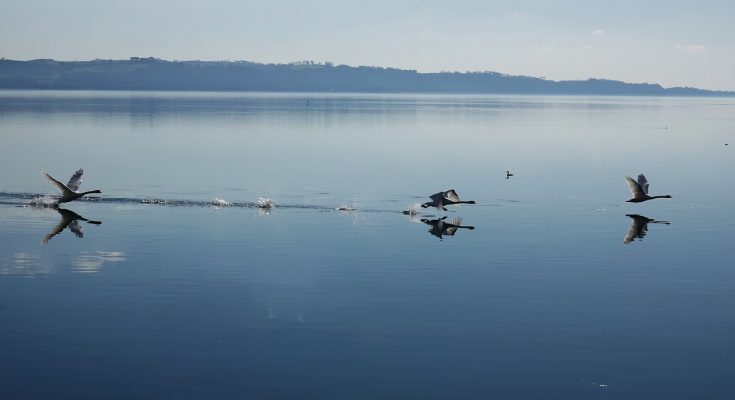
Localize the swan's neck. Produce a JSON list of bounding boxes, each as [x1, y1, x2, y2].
[[651, 195, 672, 199], [79, 190, 101, 196]]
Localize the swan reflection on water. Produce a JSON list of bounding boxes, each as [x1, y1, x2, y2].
[[623, 214, 670, 244], [420, 216, 475, 240], [43, 207, 102, 244]]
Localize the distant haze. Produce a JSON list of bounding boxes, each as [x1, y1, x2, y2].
[[1, 0, 733, 91]]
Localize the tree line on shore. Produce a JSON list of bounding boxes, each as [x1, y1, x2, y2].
[[0, 57, 731, 96]]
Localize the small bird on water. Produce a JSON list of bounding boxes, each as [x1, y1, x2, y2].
[[421, 189, 476, 211], [43, 169, 101, 206], [624, 174, 672, 203]]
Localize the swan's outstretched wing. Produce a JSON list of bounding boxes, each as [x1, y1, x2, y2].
[[443, 189, 460, 202], [66, 169, 84, 192], [623, 218, 643, 244], [42, 217, 71, 244], [636, 222, 649, 240], [637, 174, 649, 195], [421, 217, 446, 239], [43, 171, 73, 196], [432, 220, 447, 238], [69, 221, 84, 238], [428, 192, 445, 207], [443, 217, 463, 236], [624, 176, 645, 200], [623, 214, 649, 244]]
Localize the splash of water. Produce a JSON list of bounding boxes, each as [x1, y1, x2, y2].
[[402, 203, 422, 223], [337, 205, 356, 212], [258, 197, 274, 209], [1, 191, 398, 213], [27, 196, 58, 208], [212, 197, 231, 207]]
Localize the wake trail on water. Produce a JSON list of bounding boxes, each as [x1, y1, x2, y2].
[[0, 191, 404, 214]]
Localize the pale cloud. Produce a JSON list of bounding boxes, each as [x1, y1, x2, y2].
[[532, 46, 554, 54], [506, 10, 529, 19], [581, 44, 594, 49], [503, 10, 538, 23], [592, 29, 606, 36], [674, 44, 707, 52]]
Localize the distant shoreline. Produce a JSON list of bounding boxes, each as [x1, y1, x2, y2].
[[2, 88, 733, 99], [1, 58, 733, 97]]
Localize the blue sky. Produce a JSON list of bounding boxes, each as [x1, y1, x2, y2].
[[1, 0, 733, 90]]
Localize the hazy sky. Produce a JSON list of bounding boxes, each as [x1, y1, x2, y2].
[[1, 0, 733, 90]]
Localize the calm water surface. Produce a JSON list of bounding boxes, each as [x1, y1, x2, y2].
[[1, 91, 734, 399]]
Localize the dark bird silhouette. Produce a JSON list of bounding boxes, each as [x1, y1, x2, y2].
[[506, 170, 514, 179], [43, 169, 101, 205], [42, 207, 102, 244], [420, 216, 475, 239], [624, 174, 671, 202], [623, 214, 670, 244], [421, 189, 476, 211]]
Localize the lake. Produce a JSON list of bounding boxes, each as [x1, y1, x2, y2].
[[1, 91, 734, 399]]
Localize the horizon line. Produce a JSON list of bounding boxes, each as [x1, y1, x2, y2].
[[2, 56, 734, 94]]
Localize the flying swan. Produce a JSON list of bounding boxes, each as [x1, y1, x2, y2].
[[421, 189, 476, 211], [624, 174, 671, 203], [43, 169, 101, 205]]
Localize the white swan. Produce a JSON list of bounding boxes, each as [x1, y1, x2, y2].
[[43, 169, 101, 205], [624, 174, 671, 203], [421, 189, 476, 211]]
